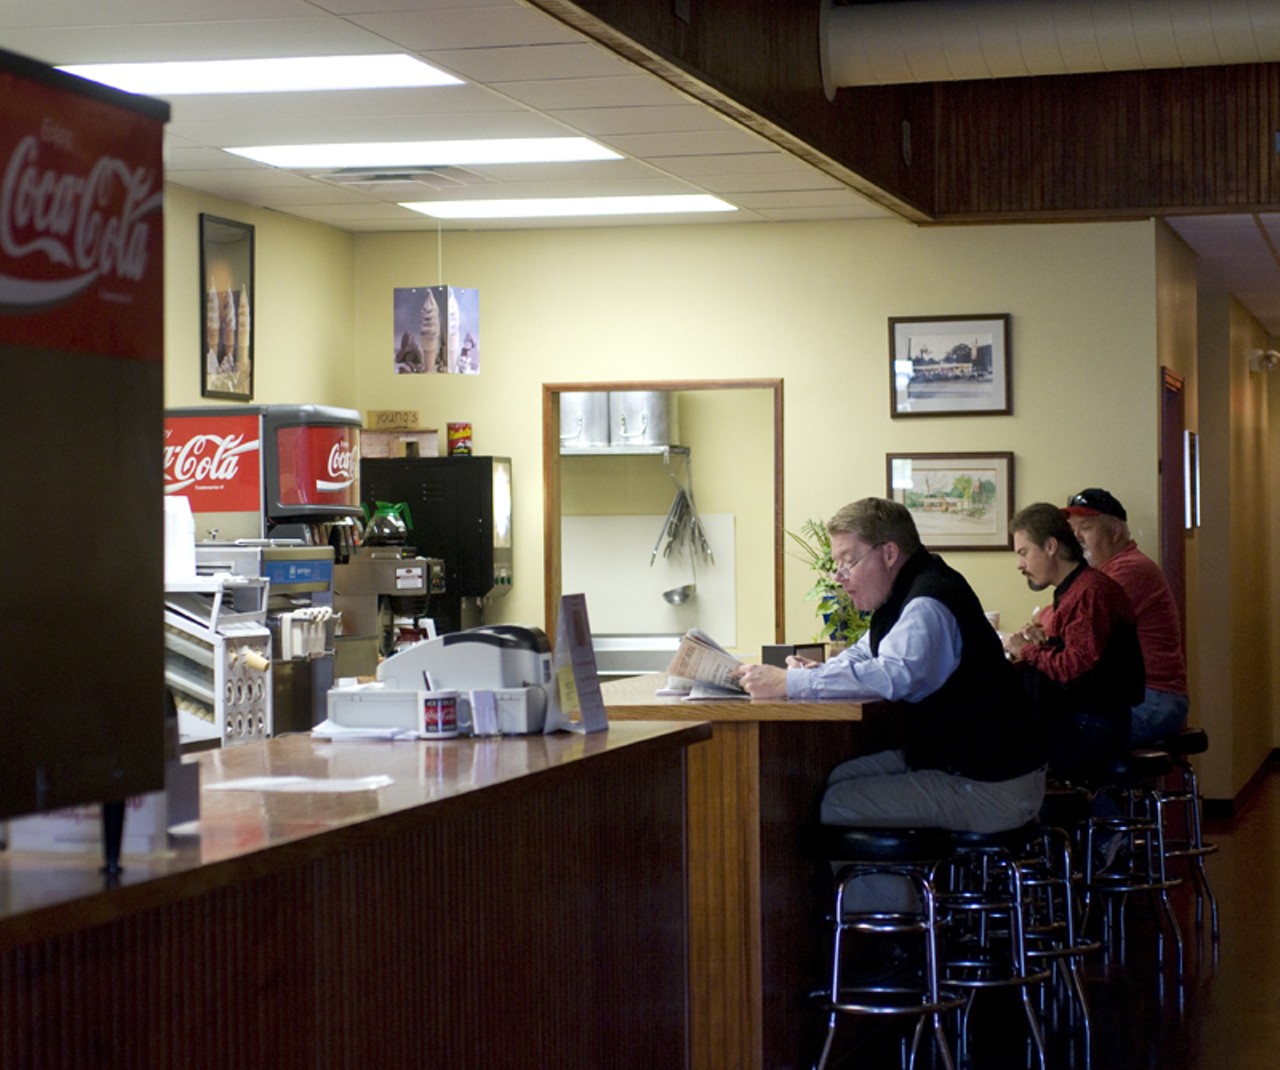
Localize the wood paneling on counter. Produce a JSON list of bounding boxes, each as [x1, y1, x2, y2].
[[0, 724, 708, 1070], [604, 675, 903, 1070]]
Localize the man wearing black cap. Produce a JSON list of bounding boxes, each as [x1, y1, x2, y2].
[[1064, 487, 1189, 745]]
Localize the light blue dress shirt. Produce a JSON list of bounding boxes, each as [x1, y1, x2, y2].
[[785, 597, 962, 703]]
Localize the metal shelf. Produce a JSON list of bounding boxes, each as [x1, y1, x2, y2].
[[560, 444, 689, 458]]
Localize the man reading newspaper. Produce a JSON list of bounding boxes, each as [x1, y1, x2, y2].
[[734, 498, 1045, 914]]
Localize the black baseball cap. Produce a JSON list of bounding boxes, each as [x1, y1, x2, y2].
[[1064, 487, 1127, 521]]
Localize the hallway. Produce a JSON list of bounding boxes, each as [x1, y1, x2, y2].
[[825, 760, 1280, 1069]]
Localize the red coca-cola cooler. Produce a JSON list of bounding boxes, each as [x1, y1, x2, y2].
[[0, 49, 169, 829], [164, 405, 363, 542]]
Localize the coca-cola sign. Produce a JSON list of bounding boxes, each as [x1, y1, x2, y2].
[[0, 69, 164, 360], [274, 425, 360, 508], [163, 415, 262, 513]]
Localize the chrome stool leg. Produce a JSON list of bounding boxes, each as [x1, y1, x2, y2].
[[938, 824, 1052, 1070], [811, 826, 966, 1070]]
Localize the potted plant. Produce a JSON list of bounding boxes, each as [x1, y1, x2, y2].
[[786, 518, 871, 646]]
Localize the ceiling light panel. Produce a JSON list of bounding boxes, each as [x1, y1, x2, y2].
[[401, 195, 737, 219], [227, 138, 622, 168], [58, 54, 461, 94]]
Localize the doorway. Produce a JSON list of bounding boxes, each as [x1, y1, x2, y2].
[[541, 379, 785, 647]]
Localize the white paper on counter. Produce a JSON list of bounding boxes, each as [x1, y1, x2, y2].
[[205, 775, 394, 793]]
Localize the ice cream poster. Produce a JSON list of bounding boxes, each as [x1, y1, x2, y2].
[[200, 214, 254, 400], [393, 286, 480, 374]]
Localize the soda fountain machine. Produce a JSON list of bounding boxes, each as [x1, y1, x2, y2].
[[162, 404, 432, 729]]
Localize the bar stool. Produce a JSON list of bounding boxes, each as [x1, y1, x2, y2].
[[1150, 727, 1220, 939], [935, 822, 1052, 1070], [811, 825, 966, 1070], [1030, 787, 1100, 1066], [1084, 748, 1184, 980]]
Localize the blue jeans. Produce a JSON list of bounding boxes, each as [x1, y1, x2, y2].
[[1130, 687, 1189, 746]]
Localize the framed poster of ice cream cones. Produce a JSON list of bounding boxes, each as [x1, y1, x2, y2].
[[200, 214, 254, 400]]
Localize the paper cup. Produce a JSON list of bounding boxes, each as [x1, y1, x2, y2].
[[421, 690, 459, 738]]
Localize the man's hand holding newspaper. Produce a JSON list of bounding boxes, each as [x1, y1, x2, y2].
[[664, 629, 748, 697]]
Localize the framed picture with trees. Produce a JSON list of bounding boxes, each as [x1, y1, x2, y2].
[[886, 451, 1015, 551]]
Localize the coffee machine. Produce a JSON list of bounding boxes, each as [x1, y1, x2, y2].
[[360, 456, 512, 634]]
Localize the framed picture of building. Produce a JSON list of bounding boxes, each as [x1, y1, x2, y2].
[[200, 214, 255, 400], [889, 313, 1011, 417], [886, 451, 1015, 551]]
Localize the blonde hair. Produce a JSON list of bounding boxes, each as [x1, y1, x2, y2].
[[827, 498, 921, 554]]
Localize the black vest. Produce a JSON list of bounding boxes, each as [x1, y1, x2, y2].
[[869, 549, 1044, 781]]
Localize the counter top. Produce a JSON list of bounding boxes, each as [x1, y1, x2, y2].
[[602, 671, 868, 722], [0, 720, 710, 951]]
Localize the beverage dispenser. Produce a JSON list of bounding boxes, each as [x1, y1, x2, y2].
[[163, 404, 364, 544], [163, 405, 427, 715]]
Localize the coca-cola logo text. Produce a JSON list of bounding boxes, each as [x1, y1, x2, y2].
[[328, 442, 355, 480], [164, 434, 260, 493], [0, 128, 161, 306]]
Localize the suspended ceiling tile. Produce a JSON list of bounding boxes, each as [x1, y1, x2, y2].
[[652, 152, 821, 178], [350, 6, 581, 50], [544, 104, 731, 136], [606, 130, 776, 158], [500, 75, 691, 110], [427, 42, 639, 83], [693, 171, 850, 194]]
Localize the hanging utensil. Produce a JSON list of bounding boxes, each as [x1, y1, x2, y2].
[[650, 489, 684, 565], [663, 525, 697, 604]]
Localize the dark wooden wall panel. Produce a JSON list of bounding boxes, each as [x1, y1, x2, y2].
[[933, 64, 1280, 218], [534, 1, 1280, 224]]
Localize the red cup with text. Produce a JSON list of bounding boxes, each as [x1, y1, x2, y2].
[[421, 690, 459, 738]]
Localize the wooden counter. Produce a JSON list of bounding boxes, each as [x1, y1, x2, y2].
[[603, 674, 899, 1070], [0, 720, 710, 1070]]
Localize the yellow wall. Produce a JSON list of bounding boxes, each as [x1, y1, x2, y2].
[[161, 183, 1277, 802], [350, 217, 1159, 639], [163, 184, 357, 409], [1195, 292, 1275, 799]]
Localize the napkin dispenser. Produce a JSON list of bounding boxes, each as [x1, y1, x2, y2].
[[376, 624, 558, 734]]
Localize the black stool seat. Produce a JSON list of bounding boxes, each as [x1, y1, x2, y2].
[[1151, 726, 1209, 757], [949, 820, 1042, 854], [1040, 787, 1092, 828], [815, 824, 952, 863], [1102, 749, 1173, 781]]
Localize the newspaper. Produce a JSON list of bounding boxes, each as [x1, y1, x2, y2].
[[664, 628, 747, 694]]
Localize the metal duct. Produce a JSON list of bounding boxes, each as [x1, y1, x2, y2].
[[820, 0, 1280, 98]]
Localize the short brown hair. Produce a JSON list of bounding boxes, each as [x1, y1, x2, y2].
[[827, 498, 922, 555], [1011, 502, 1083, 562]]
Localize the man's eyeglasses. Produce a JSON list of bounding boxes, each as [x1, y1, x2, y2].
[[830, 544, 883, 581]]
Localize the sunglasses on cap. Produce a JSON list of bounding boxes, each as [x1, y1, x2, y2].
[[1066, 488, 1126, 520]]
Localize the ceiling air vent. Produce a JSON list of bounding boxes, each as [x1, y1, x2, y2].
[[309, 166, 493, 197]]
